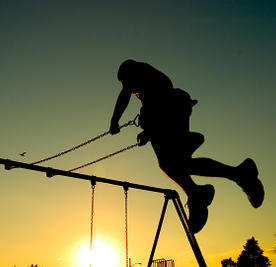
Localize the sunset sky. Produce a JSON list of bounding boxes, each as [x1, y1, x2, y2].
[[0, 1, 275, 266]]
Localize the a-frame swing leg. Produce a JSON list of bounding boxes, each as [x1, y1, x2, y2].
[[147, 195, 169, 267], [147, 192, 207, 267], [172, 196, 207, 267]]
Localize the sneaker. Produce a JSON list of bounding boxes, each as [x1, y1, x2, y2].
[[236, 158, 264, 208], [187, 184, 215, 233]]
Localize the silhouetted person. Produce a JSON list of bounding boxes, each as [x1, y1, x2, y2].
[[109, 59, 264, 233]]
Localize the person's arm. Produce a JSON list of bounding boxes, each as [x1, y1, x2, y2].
[[109, 87, 132, 134], [136, 107, 149, 146], [137, 130, 149, 146]]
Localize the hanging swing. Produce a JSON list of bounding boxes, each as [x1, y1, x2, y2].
[[89, 181, 130, 267]]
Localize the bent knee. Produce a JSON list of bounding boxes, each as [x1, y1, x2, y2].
[[188, 132, 204, 155], [190, 132, 205, 146]]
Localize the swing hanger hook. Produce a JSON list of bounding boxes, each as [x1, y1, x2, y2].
[[127, 114, 140, 128], [90, 179, 96, 188], [123, 182, 130, 193]]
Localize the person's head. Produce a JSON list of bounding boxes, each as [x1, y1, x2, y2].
[[117, 59, 138, 82]]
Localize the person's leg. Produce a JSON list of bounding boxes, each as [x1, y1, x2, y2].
[[159, 162, 197, 196], [157, 156, 215, 233], [150, 132, 251, 184], [150, 137, 199, 196], [182, 132, 261, 189], [180, 132, 238, 180], [184, 157, 238, 181], [184, 157, 264, 208], [151, 138, 216, 233]]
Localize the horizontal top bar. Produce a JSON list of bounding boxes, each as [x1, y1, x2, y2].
[[0, 158, 179, 198]]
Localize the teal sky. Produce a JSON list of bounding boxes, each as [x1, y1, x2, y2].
[[0, 1, 275, 266]]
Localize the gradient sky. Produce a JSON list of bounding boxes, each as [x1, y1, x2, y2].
[[0, 1, 275, 266]]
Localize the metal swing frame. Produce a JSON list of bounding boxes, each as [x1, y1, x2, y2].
[[0, 158, 207, 267]]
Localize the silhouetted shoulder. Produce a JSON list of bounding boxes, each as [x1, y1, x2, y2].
[[117, 59, 173, 90]]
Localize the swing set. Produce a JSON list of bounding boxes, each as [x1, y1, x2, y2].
[[0, 116, 208, 267]]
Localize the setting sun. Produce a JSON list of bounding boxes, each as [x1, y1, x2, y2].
[[76, 240, 119, 267]]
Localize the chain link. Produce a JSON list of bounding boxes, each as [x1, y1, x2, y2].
[[68, 143, 139, 172], [31, 115, 139, 166]]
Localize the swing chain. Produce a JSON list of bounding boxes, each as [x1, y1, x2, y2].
[[90, 180, 96, 251], [68, 143, 139, 172], [124, 185, 129, 267], [31, 114, 140, 166]]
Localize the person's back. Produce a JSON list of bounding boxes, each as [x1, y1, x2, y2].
[[140, 88, 194, 138]]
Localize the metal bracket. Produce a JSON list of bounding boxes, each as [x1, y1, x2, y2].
[[90, 179, 96, 187], [46, 168, 54, 178], [164, 189, 179, 200], [123, 182, 130, 192]]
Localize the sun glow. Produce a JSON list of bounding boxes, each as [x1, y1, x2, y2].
[[76, 240, 119, 267]]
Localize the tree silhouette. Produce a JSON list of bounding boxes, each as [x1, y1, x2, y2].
[[221, 257, 237, 266], [237, 237, 271, 266], [221, 237, 271, 267]]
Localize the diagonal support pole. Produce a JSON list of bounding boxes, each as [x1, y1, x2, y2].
[[172, 196, 207, 267], [147, 195, 169, 267]]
